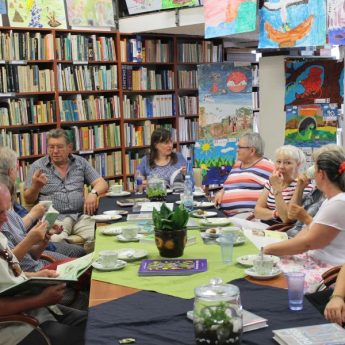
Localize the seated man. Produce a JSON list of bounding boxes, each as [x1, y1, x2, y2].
[[0, 183, 87, 345], [24, 128, 108, 243], [214, 133, 274, 216]]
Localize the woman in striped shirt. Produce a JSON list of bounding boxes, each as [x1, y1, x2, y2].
[[254, 145, 313, 225]]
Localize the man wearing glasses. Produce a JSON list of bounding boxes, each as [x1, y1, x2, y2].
[[214, 133, 274, 217], [24, 129, 108, 244]]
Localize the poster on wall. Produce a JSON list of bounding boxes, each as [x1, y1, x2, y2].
[[125, 0, 161, 14], [284, 103, 338, 148], [66, 0, 115, 27], [8, 0, 67, 28], [162, 0, 199, 9], [259, 0, 326, 48], [198, 63, 253, 140], [204, 0, 256, 38], [195, 138, 237, 185], [0, 0, 6, 14], [328, 0, 345, 45], [285, 60, 344, 107]]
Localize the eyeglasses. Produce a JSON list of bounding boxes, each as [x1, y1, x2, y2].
[[47, 144, 66, 151], [237, 146, 251, 149], [0, 249, 22, 277]]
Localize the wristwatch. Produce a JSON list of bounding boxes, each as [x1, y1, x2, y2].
[[91, 189, 99, 197]]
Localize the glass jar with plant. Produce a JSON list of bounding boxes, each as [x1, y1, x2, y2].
[[146, 175, 167, 201]]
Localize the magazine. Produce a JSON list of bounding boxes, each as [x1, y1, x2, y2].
[[273, 323, 345, 345], [138, 259, 207, 276], [243, 229, 288, 250]]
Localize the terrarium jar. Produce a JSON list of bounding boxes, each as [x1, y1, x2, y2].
[[194, 278, 243, 345], [146, 175, 167, 201]]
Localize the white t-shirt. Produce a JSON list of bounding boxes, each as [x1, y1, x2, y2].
[[309, 192, 345, 265]]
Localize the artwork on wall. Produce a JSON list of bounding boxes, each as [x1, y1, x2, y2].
[[198, 63, 253, 140], [195, 138, 237, 185], [162, 0, 199, 9], [0, 0, 7, 14], [204, 0, 256, 39], [66, 0, 115, 27], [259, 0, 326, 48], [327, 0, 345, 45], [8, 0, 67, 28], [284, 103, 338, 148], [285, 59, 344, 107]]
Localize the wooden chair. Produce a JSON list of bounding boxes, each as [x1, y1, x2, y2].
[[316, 265, 342, 291], [0, 314, 52, 344]]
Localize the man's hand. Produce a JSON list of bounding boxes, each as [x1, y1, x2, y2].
[[29, 203, 47, 220], [39, 284, 66, 305], [26, 220, 48, 244], [84, 193, 98, 215], [47, 224, 64, 236], [32, 169, 48, 190]]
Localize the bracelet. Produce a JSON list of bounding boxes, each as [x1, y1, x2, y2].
[[329, 294, 344, 301]]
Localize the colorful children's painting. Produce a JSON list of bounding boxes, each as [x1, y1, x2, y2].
[[327, 0, 345, 45], [162, 0, 199, 9], [198, 63, 253, 140], [259, 0, 326, 48], [0, 0, 6, 14], [195, 138, 237, 185], [285, 59, 344, 107], [204, 0, 257, 38], [8, 0, 67, 28], [126, 0, 161, 14], [284, 103, 338, 148], [66, 0, 115, 27]]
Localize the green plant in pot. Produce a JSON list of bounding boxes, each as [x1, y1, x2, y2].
[[152, 203, 189, 258]]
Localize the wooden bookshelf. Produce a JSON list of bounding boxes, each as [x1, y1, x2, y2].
[[0, 27, 223, 189]]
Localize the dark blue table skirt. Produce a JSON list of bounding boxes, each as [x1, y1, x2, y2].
[[85, 279, 327, 345]]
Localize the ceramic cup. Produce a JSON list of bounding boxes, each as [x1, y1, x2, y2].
[[39, 200, 53, 208], [122, 227, 139, 240], [98, 250, 118, 268], [111, 184, 123, 194], [253, 256, 274, 275], [220, 226, 242, 241]]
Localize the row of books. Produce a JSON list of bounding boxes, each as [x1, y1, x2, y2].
[[178, 70, 198, 89], [123, 94, 175, 119], [120, 37, 172, 63], [179, 117, 199, 142], [56, 34, 116, 62], [64, 124, 121, 151], [0, 99, 56, 126], [178, 95, 198, 116], [84, 151, 122, 177], [125, 152, 144, 174], [57, 65, 118, 92], [121, 66, 174, 91], [59, 95, 120, 122], [0, 65, 55, 93], [0, 31, 54, 61], [177, 41, 224, 63], [0, 129, 47, 156]]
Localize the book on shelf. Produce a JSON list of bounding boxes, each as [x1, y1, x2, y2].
[[138, 259, 207, 276], [0, 253, 94, 297], [273, 323, 345, 345]]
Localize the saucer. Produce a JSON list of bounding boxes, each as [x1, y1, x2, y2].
[[116, 248, 148, 262], [166, 189, 173, 194], [103, 210, 123, 216], [215, 236, 246, 246], [193, 191, 206, 197], [201, 218, 232, 227], [237, 254, 280, 267], [116, 234, 144, 242], [100, 226, 123, 236], [91, 214, 122, 222], [191, 210, 218, 218], [92, 259, 127, 272], [195, 201, 215, 208], [244, 267, 282, 280], [106, 191, 131, 197]]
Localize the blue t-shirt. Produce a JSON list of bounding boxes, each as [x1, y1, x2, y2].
[[137, 152, 187, 187]]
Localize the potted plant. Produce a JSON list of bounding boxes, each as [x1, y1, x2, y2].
[[152, 203, 189, 258]]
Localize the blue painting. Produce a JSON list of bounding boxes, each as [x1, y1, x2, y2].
[[328, 0, 345, 45], [0, 0, 6, 14], [195, 138, 237, 185], [259, 0, 326, 48]]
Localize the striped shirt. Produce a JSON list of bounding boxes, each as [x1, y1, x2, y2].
[[265, 180, 314, 210], [25, 154, 100, 220], [221, 158, 275, 213]]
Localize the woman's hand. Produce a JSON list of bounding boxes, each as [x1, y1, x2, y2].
[[296, 173, 310, 189], [214, 190, 224, 205], [29, 203, 47, 220], [26, 269, 59, 278], [26, 220, 48, 244], [324, 296, 345, 325], [269, 169, 284, 193], [180, 166, 187, 176], [288, 204, 308, 223]]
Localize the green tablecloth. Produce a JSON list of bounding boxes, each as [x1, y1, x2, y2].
[[92, 224, 259, 299]]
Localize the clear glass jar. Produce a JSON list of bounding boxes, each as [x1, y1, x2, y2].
[[194, 278, 243, 345], [146, 175, 167, 201]]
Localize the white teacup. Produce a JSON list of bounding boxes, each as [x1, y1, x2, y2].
[[122, 227, 139, 240], [98, 250, 118, 268], [220, 226, 242, 241], [253, 256, 274, 275], [39, 200, 53, 208], [111, 184, 123, 194]]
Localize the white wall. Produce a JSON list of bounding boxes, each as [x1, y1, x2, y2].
[[258, 56, 288, 160]]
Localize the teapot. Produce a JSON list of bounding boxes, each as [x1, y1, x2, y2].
[[194, 278, 243, 345], [146, 174, 167, 201]]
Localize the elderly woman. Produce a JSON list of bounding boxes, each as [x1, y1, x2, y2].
[[137, 128, 187, 187], [254, 145, 313, 224], [264, 146, 345, 291]]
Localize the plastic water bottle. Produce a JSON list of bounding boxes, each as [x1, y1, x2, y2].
[[134, 170, 144, 195], [183, 175, 194, 212], [186, 156, 195, 192]]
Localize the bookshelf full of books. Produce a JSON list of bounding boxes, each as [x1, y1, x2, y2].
[[0, 27, 223, 189]]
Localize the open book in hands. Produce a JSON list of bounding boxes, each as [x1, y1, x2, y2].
[[42, 206, 59, 230]]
